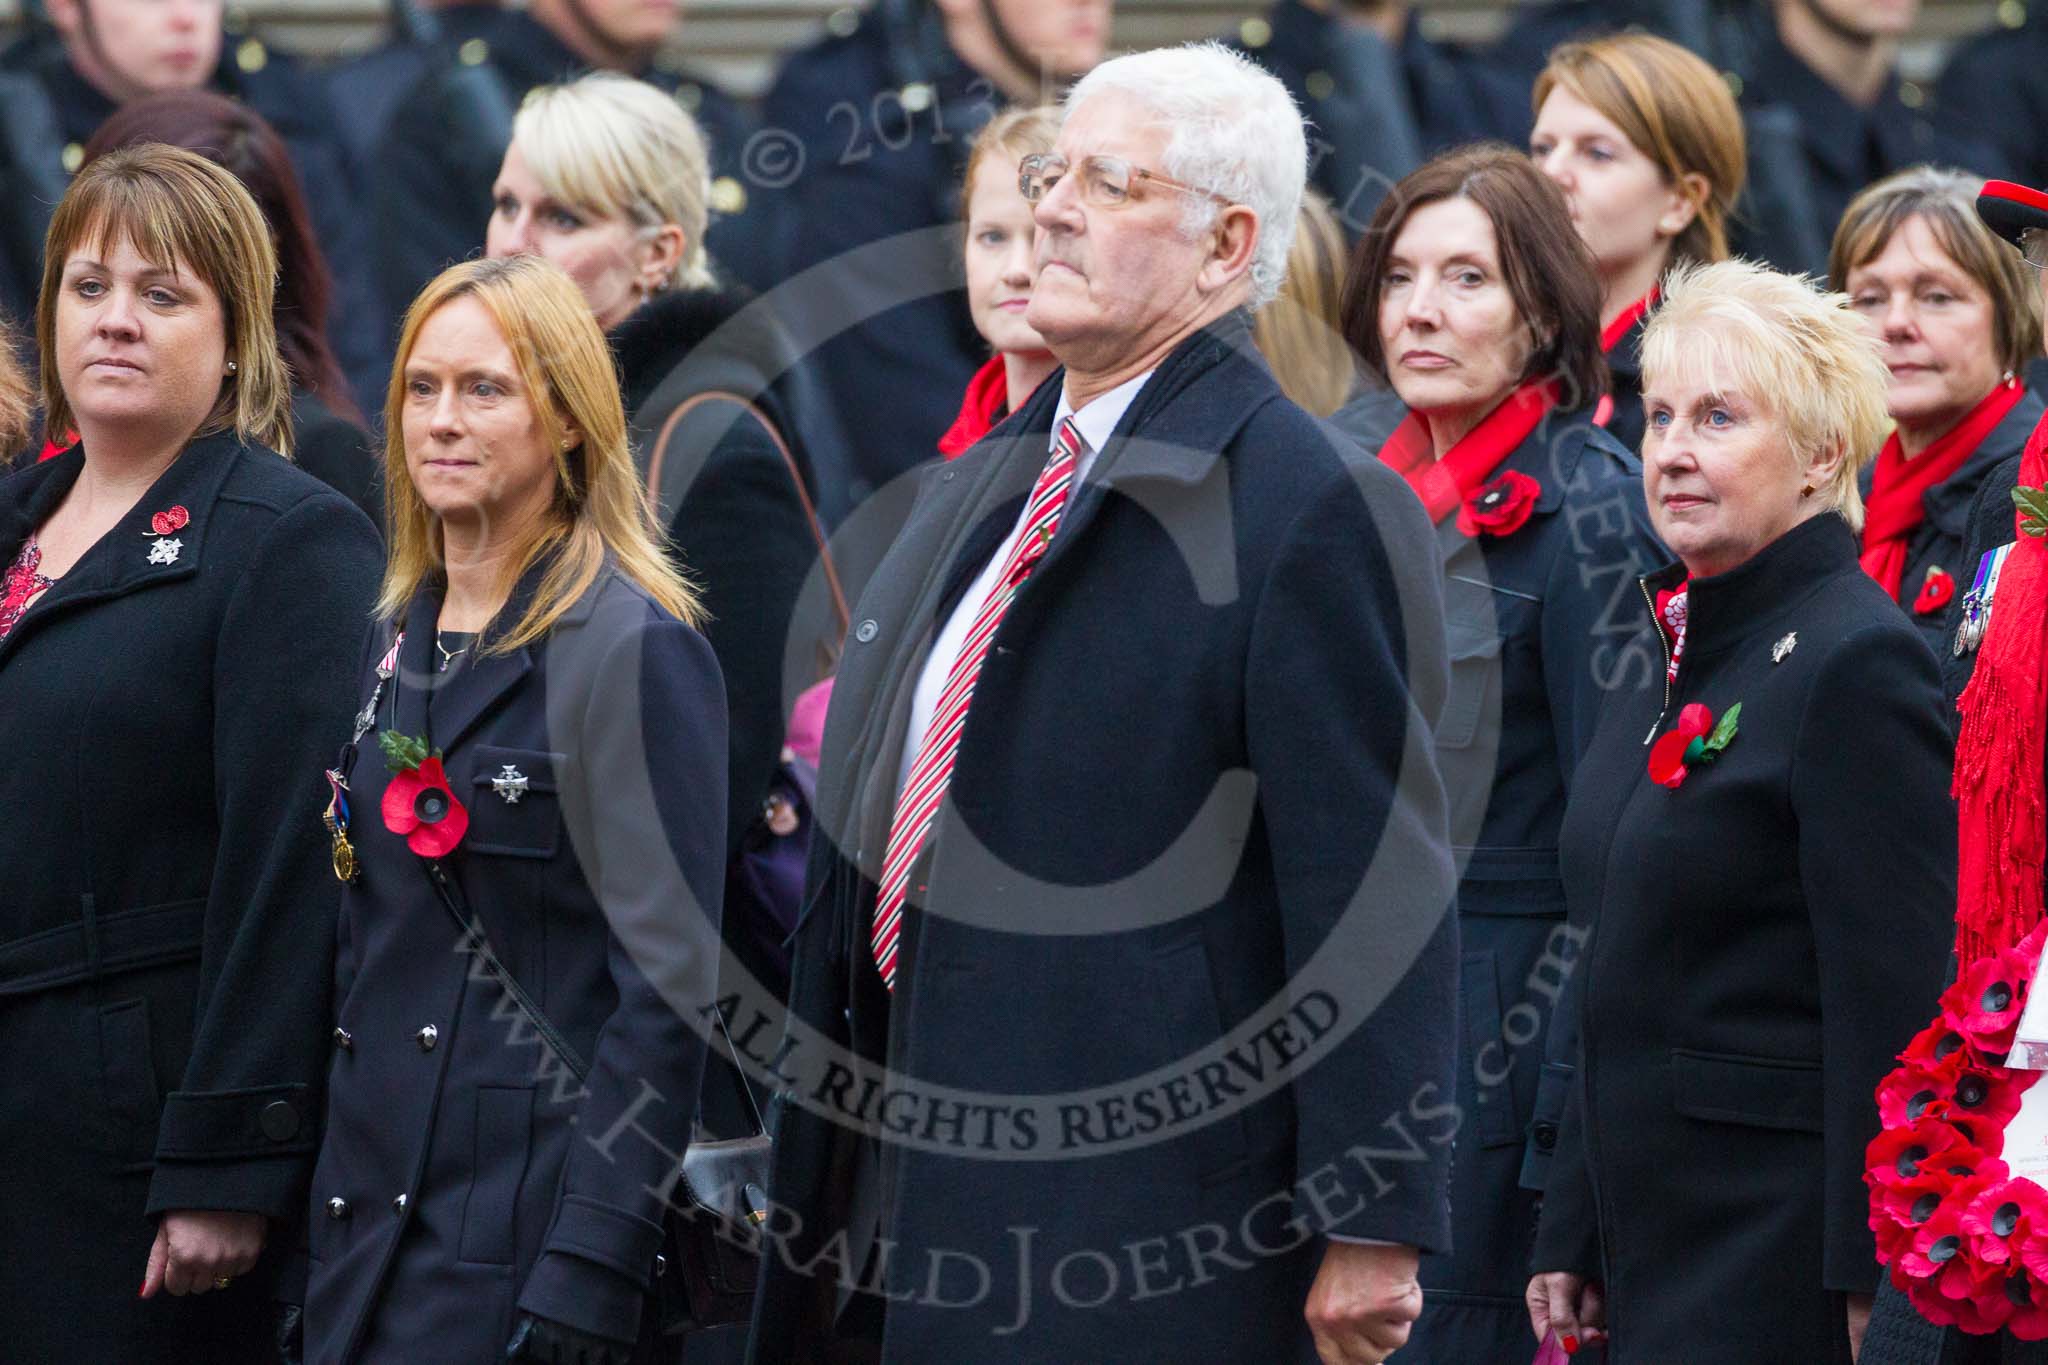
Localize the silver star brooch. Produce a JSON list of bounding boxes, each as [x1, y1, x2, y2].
[[147, 537, 182, 566], [491, 765, 530, 804], [1772, 632, 1798, 664]]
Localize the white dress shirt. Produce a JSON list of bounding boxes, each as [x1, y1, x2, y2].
[[893, 371, 1154, 800]]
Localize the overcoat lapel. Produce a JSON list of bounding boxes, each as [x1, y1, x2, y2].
[[0, 432, 241, 671]]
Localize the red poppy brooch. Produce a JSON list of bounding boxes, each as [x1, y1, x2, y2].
[[379, 730, 469, 857], [1646, 702, 1741, 789], [1868, 923, 2048, 1338], [1916, 566, 1957, 616], [1457, 471, 1541, 538]]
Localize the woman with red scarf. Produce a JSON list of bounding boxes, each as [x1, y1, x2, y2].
[[1531, 34, 1746, 455], [1340, 143, 1663, 1363], [1858, 177, 2048, 1365], [937, 108, 1059, 459], [1832, 168, 2046, 658]]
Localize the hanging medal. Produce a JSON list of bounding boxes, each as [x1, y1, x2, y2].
[[324, 768, 359, 884], [1955, 543, 2014, 658]]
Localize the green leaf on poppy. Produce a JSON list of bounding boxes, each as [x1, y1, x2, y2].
[[379, 729, 432, 774], [1702, 701, 1742, 756], [2014, 486, 2048, 539]]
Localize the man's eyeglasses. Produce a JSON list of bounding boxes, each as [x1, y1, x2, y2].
[[2020, 227, 2048, 273], [1018, 153, 1232, 211]]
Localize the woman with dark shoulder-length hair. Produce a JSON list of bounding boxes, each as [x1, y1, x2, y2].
[[0, 144, 380, 1360], [1528, 260, 1956, 1362], [1831, 166, 2046, 657], [1531, 33, 1746, 453], [84, 91, 382, 525], [301, 254, 728, 1365], [1340, 141, 1663, 1363]]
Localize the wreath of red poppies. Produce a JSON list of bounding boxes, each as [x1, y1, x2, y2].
[[1867, 922, 2048, 1335]]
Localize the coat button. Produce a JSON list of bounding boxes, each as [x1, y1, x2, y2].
[[415, 1025, 438, 1052], [393, 1193, 408, 1214], [259, 1100, 299, 1142], [333, 1027, 353, 1051], [855, 619, 878, 643], [1532, 1121, 1559, 1152], [326, 1197, 350, 1219]]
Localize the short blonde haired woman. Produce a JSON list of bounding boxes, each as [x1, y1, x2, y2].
[[1831, 166, 2047, 651], [303, 254, 728, 1365], [0, 144, 381, 1362], [1530, 260, 1955, 1363], [1532, 33, 1747, 449], [941, 105, 1060, 456], [487, 73, 844, 1056]]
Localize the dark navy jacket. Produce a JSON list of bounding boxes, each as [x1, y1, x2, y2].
[[1860, 387, 2045, 660], [1536, 515, 1954, 1360], [1395, 411, 1663, 1363], [0, 434, 380, 1363], [747, 315, 1459, 1362], [754, 5, 996, 507], [303, 565, 728, 1362], [1237, 0, 1530, 235]]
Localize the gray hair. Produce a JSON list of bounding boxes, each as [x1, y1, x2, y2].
[[1065, 42, 1307, 308], [512, 72, 716, 292]]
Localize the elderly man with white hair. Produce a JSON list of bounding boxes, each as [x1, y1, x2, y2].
[[746, 43, 1459, 1365]]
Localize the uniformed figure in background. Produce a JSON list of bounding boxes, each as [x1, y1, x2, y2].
[[365, 0, 758, 379], [1937, 2, 2048, 194], [754, 0, 1110, 508], [1232, 0, 1529, 235], [0, 0, 376, 406], [1730, 0, 2011, 274]]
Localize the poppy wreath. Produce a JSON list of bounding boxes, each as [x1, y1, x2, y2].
[[1868, 921, 2048, 1336], [1457, 470, 1541, 538], [379, 730, 469, 857]]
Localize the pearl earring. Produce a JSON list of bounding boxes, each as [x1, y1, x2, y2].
[[225, 360, 237, 375]]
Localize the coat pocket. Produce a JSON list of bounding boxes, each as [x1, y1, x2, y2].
[[467, 747, 565, 859], [97, 998, 163, 1171], [1438, 617, 1505, 750], [1669, 1048, 1824, 1133], [459, 1085, 536, 1265]]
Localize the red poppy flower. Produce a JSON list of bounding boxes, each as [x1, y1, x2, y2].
[[1646, 703, 1720, 789], [1897, 1181, 2016, 1332], [1963, 1179, 2048, 1270], [380, 756, 469, 857], [1873, 1155, 2011, 1263], [1941, 948, 2036, 1056], [149, 504, 190, 536], [1901, 1016, 1979, 1069], [1914, 566, 1957, 616], [1869, 1116, 1991, 1189], [2000, 1269, 2048, 1340], [1456, 470, 1541, 537], [1878, 1050, 1971, 1128]]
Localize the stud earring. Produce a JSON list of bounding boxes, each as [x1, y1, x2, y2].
[[225, 360, 237, 375], [1800, 483, 1815, 498]]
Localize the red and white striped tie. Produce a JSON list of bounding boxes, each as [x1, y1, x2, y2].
[[870, 418, 1084, 989]]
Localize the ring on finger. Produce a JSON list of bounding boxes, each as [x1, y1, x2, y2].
[[212, 1275, 233, 1290]]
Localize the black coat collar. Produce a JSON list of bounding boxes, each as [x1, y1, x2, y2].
[[1922, 387, 2046, 535], [0, 429, 241, 606], [1641, 512, 1859, 660]]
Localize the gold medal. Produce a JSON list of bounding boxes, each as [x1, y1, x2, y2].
[[324, 769, 360, 884], [330, 825, 359, 884]]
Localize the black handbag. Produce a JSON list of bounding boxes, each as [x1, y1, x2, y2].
[[418, 860, 773, 1351]]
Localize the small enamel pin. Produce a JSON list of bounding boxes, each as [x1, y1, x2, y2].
[[148, 505, 189, 536], [1772, 632, 1798, 664], [147, 537, 182, 565], [491, 764, 530, 804]]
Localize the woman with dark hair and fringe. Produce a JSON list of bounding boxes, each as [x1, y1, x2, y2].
[[84, 92, 382, 526], [1340, 142, 1663, 1362]]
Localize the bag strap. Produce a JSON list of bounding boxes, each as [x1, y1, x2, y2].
[[419, 858, 767, 1135], [646, 390, 850, 642]]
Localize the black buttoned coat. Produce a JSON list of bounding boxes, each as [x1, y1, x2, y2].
[[746, 314, 1461, 1363], [1532, 514, 1956, 1361], [302, 564, 728, 1364], [1397, 413, 1663, 1363], [0, 433, 380, 1361]]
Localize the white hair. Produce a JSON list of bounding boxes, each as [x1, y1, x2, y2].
[[1065, 42, 1307, 308], [513, 72, 716, 292]]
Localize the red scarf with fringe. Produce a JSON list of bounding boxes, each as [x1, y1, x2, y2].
[[1862, 382, 2027, 601], [1953, 406, 2048, 960], [1379, 380, 1559, 522]]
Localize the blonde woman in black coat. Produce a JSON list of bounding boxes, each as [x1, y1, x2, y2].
[[1528, 260, 1956, 1362]]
